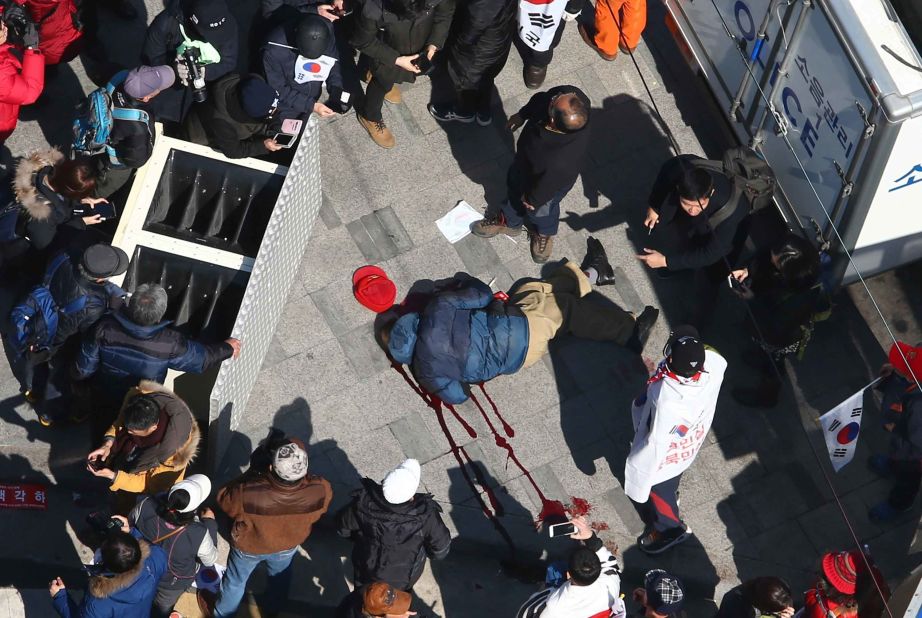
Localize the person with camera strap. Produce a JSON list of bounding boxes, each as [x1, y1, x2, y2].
[[141, 0, 239, 124], [111, 475, 219, 618], [0, 5, 42, 149]]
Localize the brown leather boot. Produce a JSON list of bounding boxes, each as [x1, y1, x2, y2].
[[384, 84, 402, 104], [357, 113, 396, 149], [578, 23, 617, 61], [530, 233, 554, 263], [471, 213, 523, 238]]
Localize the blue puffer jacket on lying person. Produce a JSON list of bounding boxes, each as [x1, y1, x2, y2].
[[387, 277, 529, 404]]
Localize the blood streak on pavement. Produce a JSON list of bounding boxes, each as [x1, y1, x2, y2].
[[390, 362, 608, 536]]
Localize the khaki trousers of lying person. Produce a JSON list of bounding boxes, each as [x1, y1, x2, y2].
[[509, 260, 637, 368]]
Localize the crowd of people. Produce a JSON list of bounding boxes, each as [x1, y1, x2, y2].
[[0, 0, 913, 614]]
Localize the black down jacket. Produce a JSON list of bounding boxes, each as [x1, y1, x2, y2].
[[446, 0, 516, 90], [142, 0, 240, 123], [336, 478, 451, 591], [350, 0, 455, 85]]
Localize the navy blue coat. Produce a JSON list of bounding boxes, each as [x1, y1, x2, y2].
[[52, 542, 167, 618], [74, 310, 233, 397], [262, 21, 342, 120], [387, 278, 528, 404]]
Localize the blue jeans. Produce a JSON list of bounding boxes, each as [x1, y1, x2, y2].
[[501, 178, 574, 236], [214, 546, 297, 617]]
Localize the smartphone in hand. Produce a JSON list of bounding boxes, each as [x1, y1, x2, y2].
[[412, 54, 433, 75]]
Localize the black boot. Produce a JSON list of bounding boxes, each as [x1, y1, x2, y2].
[[732, 376, 781, 408], [626, 306, 659, 354], [524, 64, 546, 89], [581, 236, 615, 286]]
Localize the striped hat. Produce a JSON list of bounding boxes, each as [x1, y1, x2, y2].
[[822, 551, 858, 595]]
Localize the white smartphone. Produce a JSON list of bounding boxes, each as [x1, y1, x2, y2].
[[548, 521, 576, 538], [272, 132, 297, 148]]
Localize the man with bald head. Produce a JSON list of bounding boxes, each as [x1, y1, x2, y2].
[[473, 85, 591, 263]]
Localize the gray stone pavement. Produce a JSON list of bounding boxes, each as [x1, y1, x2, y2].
[[1, 0, 921, 615]]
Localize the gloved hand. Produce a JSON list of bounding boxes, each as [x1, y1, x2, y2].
[[21, 20, 39, 49], [562, 9, 580, 21]]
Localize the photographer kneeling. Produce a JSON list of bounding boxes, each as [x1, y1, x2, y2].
[[517, 516, 626, 618]]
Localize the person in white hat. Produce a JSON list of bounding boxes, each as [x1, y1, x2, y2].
[[116, 474, 218, 617], [337, 458, 451, 591]]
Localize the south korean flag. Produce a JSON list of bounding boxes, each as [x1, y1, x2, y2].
[[517, 0, 568, 52], [818, 380, 878, 472]]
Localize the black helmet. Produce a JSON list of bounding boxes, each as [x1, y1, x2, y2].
[[294, 14, 330, 58]]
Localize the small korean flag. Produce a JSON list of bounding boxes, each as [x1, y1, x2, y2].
[[818, 380, 877, 472], [294, 54, 336, 84]]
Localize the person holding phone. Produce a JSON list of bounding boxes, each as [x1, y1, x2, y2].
[[350, 0, 455, 148], [263, 12, 346, 125], [184, 73, 287, 158], [516, 516, 625, 618]]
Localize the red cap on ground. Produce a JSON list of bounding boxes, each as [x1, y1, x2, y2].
[[889, 341, 922, 382], [353, 265, 397, 313]]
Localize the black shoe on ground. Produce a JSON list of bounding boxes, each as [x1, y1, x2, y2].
[[638, 523, 691, 554], [427, 103, 474, 124], [625, 306, 659, 354], [581, 236, 615, 286], [524, 64, 546, 89]]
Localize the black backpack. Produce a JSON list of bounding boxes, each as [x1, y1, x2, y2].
[[695, 146, 777, 228]]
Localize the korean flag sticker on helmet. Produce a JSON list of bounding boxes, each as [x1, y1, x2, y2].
[[294, 54, 336, 84]]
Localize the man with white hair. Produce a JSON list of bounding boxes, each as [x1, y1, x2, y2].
[[337, 458, 451, 591]]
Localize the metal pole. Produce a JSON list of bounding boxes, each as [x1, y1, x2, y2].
[[729, 0, 789, 121], [750, 0, 813, 146]]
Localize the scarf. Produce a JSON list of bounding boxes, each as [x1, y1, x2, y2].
[[109, 408, 170, 472]]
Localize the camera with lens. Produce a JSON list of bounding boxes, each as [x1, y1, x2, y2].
[[1, 1, 34, 47], [181, 47, 208, 103], [86, 511, 122, 536]]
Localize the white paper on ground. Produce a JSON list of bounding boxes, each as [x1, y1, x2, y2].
[[436, 200, 484, 244]]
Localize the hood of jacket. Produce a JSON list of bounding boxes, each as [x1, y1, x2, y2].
[[88, 540, 151, 599], [13, 147, 64, 221], [123, 380, 200, 470], [388, 313, 420, 365], [112, 311, 172, 339]]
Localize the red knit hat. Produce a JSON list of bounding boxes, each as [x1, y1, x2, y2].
[[353, 266, 396, 313], [889, 341, 922, 382], [821, 551, 858, 595]]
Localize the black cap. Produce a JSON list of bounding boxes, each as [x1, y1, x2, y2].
[[664, 325, 705, 377], [189, 0, 229, 30], [81, 244, 129, 279]]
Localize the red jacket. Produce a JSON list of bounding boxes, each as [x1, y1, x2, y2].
[[0, 45, 44, 142], [21, 0, 82, 65]]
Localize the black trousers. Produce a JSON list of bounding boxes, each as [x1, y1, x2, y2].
[[889, 458, 922, 510], [513, 21, 568, 68], [361, 77, 394, 122]]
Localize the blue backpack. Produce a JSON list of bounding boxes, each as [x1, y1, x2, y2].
[[72, 70, 150, 168], [8, 253, 98, 356]]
